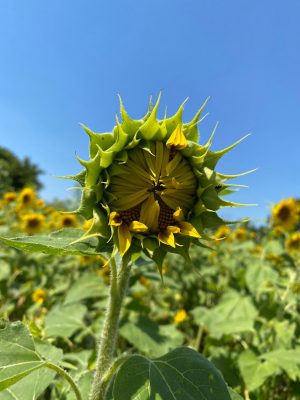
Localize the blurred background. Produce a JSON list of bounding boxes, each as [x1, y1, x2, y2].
[[0, 0, 299, 224]]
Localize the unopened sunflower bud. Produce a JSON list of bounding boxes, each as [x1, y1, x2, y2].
[[68, 94, 251, 269]]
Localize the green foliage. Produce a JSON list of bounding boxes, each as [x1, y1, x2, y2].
[[0, 200, 300, 398], [109, 347, 231, 400], [0, 147, 43, 195], [0, 229, 113, 256]]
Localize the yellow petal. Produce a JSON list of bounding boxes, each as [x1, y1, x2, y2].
[[166, 125, 188, 150], [178, 221, 201, 238], [139, 194, 160, 232], [129, 220, 148, 233], [167, 225, 180, 234], [110, 189, 149, 210], [173, 207, 184, 222], [158, 230, 176, 248], [118, 224, 132, 256], [109, 211, 122, 226]]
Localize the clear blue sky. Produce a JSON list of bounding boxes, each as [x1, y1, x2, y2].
[[1, 1, 299, 224]]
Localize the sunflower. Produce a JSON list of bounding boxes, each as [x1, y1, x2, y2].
[[36, 199, 45, 208], [67, 95, 250, 266], [20, 213, 45, 234], [214, 225, 231, 241], [174, 309, 188, 324], [285, 232, 300, 254], [17, 187, 36, 209], [32, 288, 47, 304], [232, 227, 247, 241], [272, 198, 298, 231], [3, 192, 17, 203], [57, 214, 78, 229]]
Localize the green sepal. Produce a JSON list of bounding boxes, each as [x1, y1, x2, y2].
[[183, 97, 209, 142], [80, 123, 114, 157], [76, 151, 102, 187], [55, 170, 86, 186], [163, 236, 193, 266], [81, 207, 110, 240], [163, 98, 187, 135], [73, 187, 97, 219], [138, 93, 163, 140], [118, 95, 144, 136], [204, 134, 251, 170]]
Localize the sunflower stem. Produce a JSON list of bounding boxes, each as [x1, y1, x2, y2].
[[89, 254, 131, 400]]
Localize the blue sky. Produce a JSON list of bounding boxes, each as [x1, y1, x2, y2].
[[0, 0, 299, 224]]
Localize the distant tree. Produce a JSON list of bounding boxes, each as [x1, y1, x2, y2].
[[0, 147, 43, 195]]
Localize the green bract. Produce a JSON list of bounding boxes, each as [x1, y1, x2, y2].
[[69, 94, 250, 268]]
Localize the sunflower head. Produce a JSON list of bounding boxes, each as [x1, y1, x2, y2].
[[232, 227, 247, 241], [20, 213, 45, 235], [58, 214, 78, 229], [3, 192, 17, 203], [32, 288, 46, 304], [285, 232, 300, 255], [174, 309, 188, 324], [272, 198, 299, 231], [213, 225, 231, 241], [18, 187, 36, 208], [68, 95, 250, 269]]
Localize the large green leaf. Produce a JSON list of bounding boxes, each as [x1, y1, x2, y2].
[[44, 304, 87, 338], [2, 339, 63, 399], [0, 228, 112, 256], [119, 316, 184, 357], [64, 273, 108, 305], [195, 290, 258, 339], [111, 347, 231, 400], [245, 261, 278, 294], [0, 321, 45, 390], [238, 350, 278, 391]]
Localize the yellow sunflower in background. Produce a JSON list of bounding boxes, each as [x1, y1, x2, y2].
[[57, 214, 78, 229], [36, 199, 45, 208], [174, 309, 188, 324], [3, 192, 17, 203], [285, 232, 300, 255], [232, 227, 247, 241], [32, 288, 47, 304], [272, 198, 299, 231], [20, 213, 45, 234], [214, 225, 231, 241], [17, 187, 36, 209]]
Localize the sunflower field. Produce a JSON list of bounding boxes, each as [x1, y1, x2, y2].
[[0, 187, 300, 400]]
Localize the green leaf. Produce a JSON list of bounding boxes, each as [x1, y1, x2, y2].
[[238, 350, 278, 391], [0, 229, 112, 257], [245, 261, 278, 293], [66, 371, 93, 400], [228, 387, 243, 400], [2, 339, 63, 399], [195, 290, 258, 339], [111, 347, 231, 400], [261, 349, 300, 380], [64, 273, 108, 305], [0, 321, 45, 390], [44, 304, 87, 338], [119, 316, 184, 357], [0, 260, 10, 280]]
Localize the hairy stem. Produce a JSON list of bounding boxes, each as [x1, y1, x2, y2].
[[89, 256, 131, 400]]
